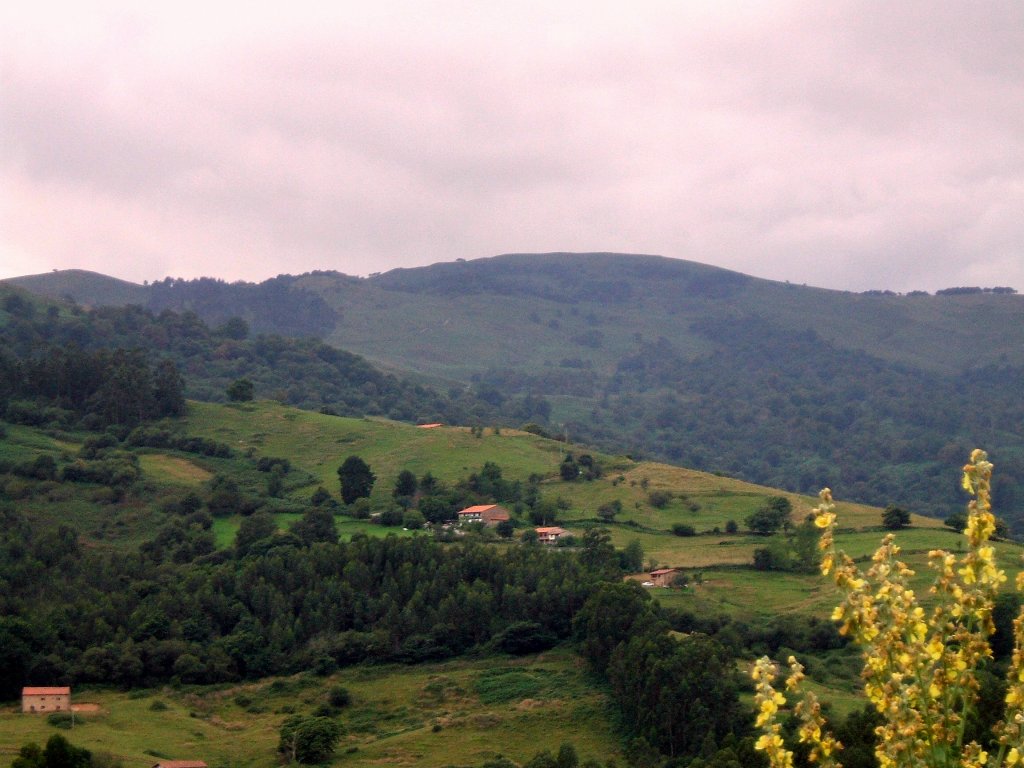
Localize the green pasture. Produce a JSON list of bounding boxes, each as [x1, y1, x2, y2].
[[0, 423, 80, 461], [212, 515, 422, 548], [0, 649, 619, 768], [651, 533, 1024, 622], [137, 454, 213, 487], [1, 399, 985, 573], [184, 401, 570, 503]]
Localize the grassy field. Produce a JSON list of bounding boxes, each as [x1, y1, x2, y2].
[[3, 398, 993, 574], [650, 538, 1024, 622], [0, 649, 618, 768], [6, 399, 1023, 761], [183, 401, 576, 503]]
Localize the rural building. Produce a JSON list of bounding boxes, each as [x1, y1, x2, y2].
[[650, 568, 680, 587], [457, 504, 511, 526], [535, 526, 568, 544], [417, 423, 443, 429], [21, 687, 71, 713], [152, 762, 207, 768]]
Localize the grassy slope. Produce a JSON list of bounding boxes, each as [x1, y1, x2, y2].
[[8, 257, 1024, 382], [4, 269, 148, 307], [6, 400, 1024, 761], [8, 398, 1013, 574], [0, 649, 617, 768], [180, 401, 938, 560], [296, 256, 1024, 379]]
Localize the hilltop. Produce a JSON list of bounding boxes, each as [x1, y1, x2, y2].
[[10, 254, 1024, 375]]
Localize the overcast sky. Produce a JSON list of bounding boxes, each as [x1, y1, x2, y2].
[[2, 1, 1022, 292]]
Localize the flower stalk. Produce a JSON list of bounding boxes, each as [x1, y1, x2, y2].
[[754, 450, 1024, 767]]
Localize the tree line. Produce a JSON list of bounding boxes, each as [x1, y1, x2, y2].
[[0, 287, 552, 428]]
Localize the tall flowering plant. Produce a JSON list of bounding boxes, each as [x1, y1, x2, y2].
[[754, 450, 1024, 767]]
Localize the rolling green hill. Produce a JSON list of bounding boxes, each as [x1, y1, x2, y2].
[[4, 397, 1014, 591], [3, 399, 1021, 767], [7, 269, 148, 307], [6, 253, 1024, 529], [11, 254, 1023, 376]]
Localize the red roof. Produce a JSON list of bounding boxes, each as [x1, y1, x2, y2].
[[417, 423, 443, 429], [23, 687, 71, 696], [458, 504, 499, 515], [535, 526, 567, 535]]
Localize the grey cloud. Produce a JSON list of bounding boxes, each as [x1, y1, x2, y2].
[[1, 1, 1022, 292]]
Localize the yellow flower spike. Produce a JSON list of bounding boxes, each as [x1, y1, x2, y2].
[[752, 451, 1022, 768]]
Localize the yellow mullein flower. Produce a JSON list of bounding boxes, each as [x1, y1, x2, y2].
[[755, 449, 1023, 768]]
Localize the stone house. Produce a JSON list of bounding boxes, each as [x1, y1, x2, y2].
[[649, 568, 681, 587], [21, 687, 71, 713]]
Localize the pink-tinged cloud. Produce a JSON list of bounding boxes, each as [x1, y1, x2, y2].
[[2, 1, 1022, 292]]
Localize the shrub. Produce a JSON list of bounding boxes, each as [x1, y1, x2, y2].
[[944, 512, 968, 531], [881, 504, 911, 530], [648, 490, 673, 508], [46, 712, 77, 729], [491, 621, 557, 655], [672, 523, 696, 537], [328, 685, 351, 708], [402, 509, 425, 530], [378, 506, 404, 526], [256, 456, 291, 473]]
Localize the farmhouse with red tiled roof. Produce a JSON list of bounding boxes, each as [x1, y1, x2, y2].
[[457, 504, 511, 527]]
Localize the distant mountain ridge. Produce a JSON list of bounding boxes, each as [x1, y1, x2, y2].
[[11, 253, 1020, 374], [7, 253, 1024, 528]]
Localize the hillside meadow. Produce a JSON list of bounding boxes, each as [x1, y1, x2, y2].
[[0, 649, 618, 768], [4, 399, 1024, 765], [177, 400, 960, 568], [3, 397, 1005, 573]]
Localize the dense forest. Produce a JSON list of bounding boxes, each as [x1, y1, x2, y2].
[[0, 288, 549, 428], [482, 315, 1024, 529], [145, 275, 341, 338]]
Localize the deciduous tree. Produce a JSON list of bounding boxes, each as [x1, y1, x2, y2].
[[337, 455, 375, 505]]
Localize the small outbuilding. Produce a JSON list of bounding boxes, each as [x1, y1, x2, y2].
[[535, 526, 568, 544], [21, 687, 71, 713], [649, 568, 681, 587]]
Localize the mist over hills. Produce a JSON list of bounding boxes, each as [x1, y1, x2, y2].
[[7, 253, 1024, 528]]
